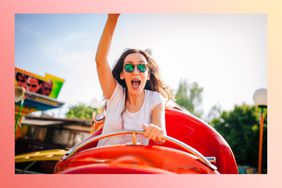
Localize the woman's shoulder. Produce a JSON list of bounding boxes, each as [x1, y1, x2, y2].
[[145, 89, 161, 97], [145, 90, 166, 104], [106, 82, 125, 105]]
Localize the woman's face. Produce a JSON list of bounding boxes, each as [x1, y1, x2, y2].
[[120, 52, 150, 95]]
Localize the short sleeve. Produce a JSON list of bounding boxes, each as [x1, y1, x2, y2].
[[149, 91, 165, 111], [107, 82, 125, 108]]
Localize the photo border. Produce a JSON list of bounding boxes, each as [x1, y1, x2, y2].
[[0, 0, 281, 187]]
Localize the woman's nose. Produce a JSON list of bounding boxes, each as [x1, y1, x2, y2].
[[132, 66, 139, 74]]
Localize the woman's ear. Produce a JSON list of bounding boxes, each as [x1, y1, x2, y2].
[[120, 72, 125, 80]]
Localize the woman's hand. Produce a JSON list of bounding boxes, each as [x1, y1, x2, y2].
[[143, 123, 165, 143], [108, 13, 120, 20]]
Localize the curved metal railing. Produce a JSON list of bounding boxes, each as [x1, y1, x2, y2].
[[62, 130, 217, 171]]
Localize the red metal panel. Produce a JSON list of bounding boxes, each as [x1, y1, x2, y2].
[[55, 145, 218, 174], [152, 108, 238, 174]]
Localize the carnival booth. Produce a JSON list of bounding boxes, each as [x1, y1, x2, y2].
[[15, 67, 65, 133]]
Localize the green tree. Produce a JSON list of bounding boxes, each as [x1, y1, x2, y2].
[[66, 103, 97, 120], [174, 79, 203, 118], [210, 104, 267, 173], [206, 103, 222, 122]]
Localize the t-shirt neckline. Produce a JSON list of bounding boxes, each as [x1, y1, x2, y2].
[[125, 90, 147, 114]]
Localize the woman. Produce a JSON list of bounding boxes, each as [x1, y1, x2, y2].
[[96, 14, 170, 146]]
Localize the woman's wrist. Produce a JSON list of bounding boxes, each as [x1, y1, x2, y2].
[[108, 14, 120, 21]]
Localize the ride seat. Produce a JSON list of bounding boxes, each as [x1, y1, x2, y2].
[[149, 108, 238, 174]]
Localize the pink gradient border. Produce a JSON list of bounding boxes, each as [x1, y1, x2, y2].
[[1, 0, 281, 187]]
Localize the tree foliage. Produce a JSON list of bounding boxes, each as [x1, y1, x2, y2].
[[65, 103, 97, 120], [210, 104, 267, 173], [206, 103, 222, 122], [174, 79, 203, 118]]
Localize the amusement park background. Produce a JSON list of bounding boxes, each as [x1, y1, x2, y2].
[[15, 14, 267, 174]]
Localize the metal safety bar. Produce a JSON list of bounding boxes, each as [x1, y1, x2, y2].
[[62, 130, 217, 171]]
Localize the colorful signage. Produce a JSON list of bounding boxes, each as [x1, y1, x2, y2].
[[15, 67, 64, 99]]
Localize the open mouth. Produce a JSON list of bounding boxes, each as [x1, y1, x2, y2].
[[131, 79, 141, 89]]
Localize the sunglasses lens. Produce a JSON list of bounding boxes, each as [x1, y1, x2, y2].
[[124, 64, 134, 72], [124, 64, 147, 73], [137, 64, 147, 72]]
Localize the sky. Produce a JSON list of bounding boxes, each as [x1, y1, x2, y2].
[[15, 14, 267, 118]]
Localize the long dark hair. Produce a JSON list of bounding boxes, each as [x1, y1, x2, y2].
[[112, 48, 170, 99]]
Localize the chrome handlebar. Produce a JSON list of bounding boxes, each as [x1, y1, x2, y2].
[[62, 130, 217, 171]]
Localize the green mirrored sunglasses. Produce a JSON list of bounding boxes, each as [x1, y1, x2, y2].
[[123, 64, 147, 73]]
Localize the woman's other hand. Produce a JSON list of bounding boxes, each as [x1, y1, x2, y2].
[[143, 123, 165, 143]]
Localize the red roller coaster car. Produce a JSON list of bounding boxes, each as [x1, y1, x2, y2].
[[54, 106, 238, 174]]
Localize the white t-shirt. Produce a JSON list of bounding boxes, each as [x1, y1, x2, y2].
[[97, 83, 165, 146]]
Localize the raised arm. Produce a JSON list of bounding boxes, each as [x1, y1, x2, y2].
[[95, 14, 120, 99]]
